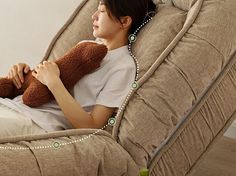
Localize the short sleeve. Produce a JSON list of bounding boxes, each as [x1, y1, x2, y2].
[[95, 66, 136, 108]]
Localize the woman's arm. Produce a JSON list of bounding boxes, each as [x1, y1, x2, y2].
[[48, 77, 116, 129], [48, 78, 94, 128], [32, 61, 116, 129]]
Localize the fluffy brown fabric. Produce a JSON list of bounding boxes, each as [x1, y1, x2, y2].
[[0, 41, 108, 107]]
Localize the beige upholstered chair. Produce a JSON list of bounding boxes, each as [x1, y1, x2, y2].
[[0, 0, 235, 175]]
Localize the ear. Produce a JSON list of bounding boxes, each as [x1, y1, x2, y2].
[[119, 16, 132, 30]]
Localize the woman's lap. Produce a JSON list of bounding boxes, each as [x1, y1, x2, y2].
[[0, 103, 47, 138]]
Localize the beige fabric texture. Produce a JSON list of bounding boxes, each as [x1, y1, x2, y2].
[[0, 0, 235, 175], [112, 0, 236, 174], [0, 103, 47, 138]]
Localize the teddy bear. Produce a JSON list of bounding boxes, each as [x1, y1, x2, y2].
[[0, 41, 108, 107]]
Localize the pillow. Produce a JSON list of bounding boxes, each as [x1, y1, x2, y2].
[[112, 3, 188, 167], [155, 0, 198, 11]]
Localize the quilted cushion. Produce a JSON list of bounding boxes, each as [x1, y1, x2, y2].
[[112, 0, 236, 169], [113, 2, 187, 167], [157, 0, 198, 11]]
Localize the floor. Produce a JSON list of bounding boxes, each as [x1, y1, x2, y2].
[[188, 136, 236, 176]]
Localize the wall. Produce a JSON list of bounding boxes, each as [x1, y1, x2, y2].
[[0, 0, 80, 76]]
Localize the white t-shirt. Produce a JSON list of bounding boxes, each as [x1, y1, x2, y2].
[[0, 39, 136, 132]]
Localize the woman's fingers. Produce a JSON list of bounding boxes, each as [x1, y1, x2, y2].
[[32, 71, 39, 78], [8, 70, 12, 79], [24, 64, 30, 74], [12, 65, 22, 89], [35, 64, 42, 73], [17, 64, 24, 83], [10, 69, 18, 89], [6, 63, 31, 89]]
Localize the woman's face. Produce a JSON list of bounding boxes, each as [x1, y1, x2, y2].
[[91, 2, 122, 39]]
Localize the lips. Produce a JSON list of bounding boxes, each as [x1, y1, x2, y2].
[[93, 22, 99, 28], [93, 25, 98, 30]]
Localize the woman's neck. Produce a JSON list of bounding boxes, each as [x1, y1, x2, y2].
[[101, 34, 128, 51]]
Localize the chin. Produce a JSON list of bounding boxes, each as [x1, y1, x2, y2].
[[92, 31, 99, 38], [92, 31, 106, 41]]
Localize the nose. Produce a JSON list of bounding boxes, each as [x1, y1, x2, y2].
[[91, 10, 98, 21]]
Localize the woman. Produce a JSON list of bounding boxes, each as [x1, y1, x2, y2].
[[0, 0, 157, 137]]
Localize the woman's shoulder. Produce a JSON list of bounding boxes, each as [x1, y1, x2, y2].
[[106, 53, 136, 77]]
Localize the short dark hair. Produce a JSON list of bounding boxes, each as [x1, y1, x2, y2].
[[100, 0, 157, 35]]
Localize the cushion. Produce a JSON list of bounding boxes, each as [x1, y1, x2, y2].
[[112, 0, 236, 169], [113, 3, 187, 167], [156, 0, 198, 11]]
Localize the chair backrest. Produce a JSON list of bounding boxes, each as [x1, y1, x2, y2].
[[41, 0, 236, 171], [159, 0, 198, 11], [111, 0, 236, 169]]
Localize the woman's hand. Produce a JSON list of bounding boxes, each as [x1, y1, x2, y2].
[[8, 63, 30, 89], [32, 61, 60, 89]]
